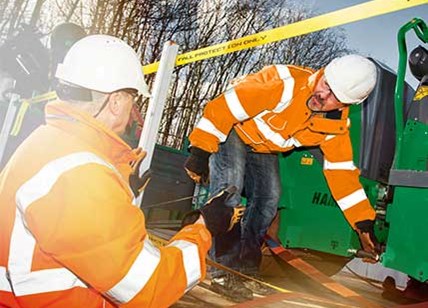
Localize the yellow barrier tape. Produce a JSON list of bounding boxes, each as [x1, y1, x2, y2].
[[9, 91, 57, 136], [14, 0, 427, 109], [143, 0, 428, 75], [10, 91, 56, 136], [10, 100, 30, 136], [28, 91, 57, 104]]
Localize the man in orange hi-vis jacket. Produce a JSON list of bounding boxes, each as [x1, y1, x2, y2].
[[0, 34, 244, 308], [184, 54, 378, 301]]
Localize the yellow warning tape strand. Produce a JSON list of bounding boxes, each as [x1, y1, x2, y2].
[[143, 0, 428, 74], [10, 100, 30, 136], [9, 91, 57, 136], [23, 0, 428, 104], [28, 91, 57, 104]]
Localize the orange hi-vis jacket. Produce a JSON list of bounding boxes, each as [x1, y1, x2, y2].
[[189, 64, 376, 228], [0, 101, 212, 308]]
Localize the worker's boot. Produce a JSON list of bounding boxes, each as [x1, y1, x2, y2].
[[210, 274, 253, 302], [242, 274, 276, 296]]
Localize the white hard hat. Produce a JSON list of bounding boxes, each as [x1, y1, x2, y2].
[[55, 34, 150, 97], [324, 54, 377, 104]]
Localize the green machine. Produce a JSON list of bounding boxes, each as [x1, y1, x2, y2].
[[277, 18, 428, 282]]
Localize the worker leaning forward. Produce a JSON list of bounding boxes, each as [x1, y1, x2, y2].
[[184, 54, 379, 301], [0, 34, 243, 308]]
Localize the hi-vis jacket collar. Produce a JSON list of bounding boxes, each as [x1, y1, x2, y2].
[[45, 100, 137, 169], [307, 68, 325, 93], [307, 68, 350, 134]]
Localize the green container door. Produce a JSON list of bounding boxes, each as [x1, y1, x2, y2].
[[278, 104, 379, 257], [383, 117, 428, 282], [277, 149, 360, 256], [383, 185, 428, 282]]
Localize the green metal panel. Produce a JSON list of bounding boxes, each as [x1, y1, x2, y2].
[[382, 18, 428, 282], [278, 104, 380, 257], [382, 119, 428, 282], [383, 185, 428, 282], [395, 120, 428, 170], [278, 150, 359, 256], [277, 150, 380, 256]]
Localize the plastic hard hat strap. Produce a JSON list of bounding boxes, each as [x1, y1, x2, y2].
[[56, 83, 93, 102], [93, 94, 110, 118]]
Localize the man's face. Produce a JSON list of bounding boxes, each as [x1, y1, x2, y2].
[[94, 89, 141, 136], [114, 90, 136, 135], [307, 76, 346, 112]]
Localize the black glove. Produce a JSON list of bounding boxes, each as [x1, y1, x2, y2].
[[181, 186, 245, 236], [355, 219, 379, 262], [184, 147, 210, 184], [129, 150, 152, 197]]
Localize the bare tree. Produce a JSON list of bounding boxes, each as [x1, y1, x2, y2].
[[0, 0, 351, 150], [157, 0, 350, 150]]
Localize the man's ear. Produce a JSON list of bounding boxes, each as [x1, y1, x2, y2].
[[107, 92, 122, 116]]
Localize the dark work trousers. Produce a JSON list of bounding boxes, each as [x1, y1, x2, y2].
[[209, 130, 280, 278]]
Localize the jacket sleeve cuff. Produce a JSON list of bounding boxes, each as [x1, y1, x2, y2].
[[355, 219, 374, 232]]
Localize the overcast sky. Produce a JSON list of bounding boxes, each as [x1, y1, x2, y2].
[[307, 0, 428, 88]]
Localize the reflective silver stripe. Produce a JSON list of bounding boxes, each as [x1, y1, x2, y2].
[[16, 152, 121, 212], [272, 65, 295, 113], [324, 159, 356, 170], [8, 208, 87, 295], [0, 266, 12, 292], [9, 152, 122, 295], [11, 269, 87, 296], [196, 117, 227, 142], [8, 207, 87, 296], [168, 240, 201, 292], [106, 237, 160, 304], [254, 117, 300, 149], [293, 137, 302, 147], [337, 189, 367, 211], [325, 134, 336, 141], [8, 209, 35, 275], [225, 88, 249, 121]]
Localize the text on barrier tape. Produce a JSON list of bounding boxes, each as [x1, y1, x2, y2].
[[142, 0, 428, 74], [25, 0, 427, 104]]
